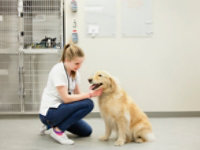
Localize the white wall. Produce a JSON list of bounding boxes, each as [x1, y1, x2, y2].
[[65, 0, 200, 112]]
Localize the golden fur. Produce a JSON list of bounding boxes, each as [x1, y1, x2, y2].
[[88, 71, 155, 146]]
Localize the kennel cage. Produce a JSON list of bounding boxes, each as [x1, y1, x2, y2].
[[0, 0, 19, 53], [21, 0, 63, 51], [0, 0, 64, 113]]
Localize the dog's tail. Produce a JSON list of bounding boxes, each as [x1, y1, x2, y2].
[[133, 123, 156, 142], [142, 131, 155, 142]]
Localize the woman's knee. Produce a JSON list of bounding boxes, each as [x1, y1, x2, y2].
[[85, 127, 93, 137], [82, 99, 94, 111], [67, 120, 93, 137], [80, 126, 93, 137]]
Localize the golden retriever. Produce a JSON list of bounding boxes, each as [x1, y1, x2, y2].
[[88, 71, 155, 146]]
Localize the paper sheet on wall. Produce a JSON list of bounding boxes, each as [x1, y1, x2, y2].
[[121, 0, 153, 37], [85, 0, 116, 38]]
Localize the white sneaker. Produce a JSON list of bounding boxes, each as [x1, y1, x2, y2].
[[40, 125, 47, 136], [50, 128, 74, 145]]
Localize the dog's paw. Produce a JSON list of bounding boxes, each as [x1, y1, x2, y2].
[[135, 138, 145, 143], [114, 139, 125, 146], [99, 136, 109, 141]]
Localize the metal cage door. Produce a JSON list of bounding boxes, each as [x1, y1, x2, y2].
[[0, 0, 64, 113], [20, 0, 63, 112], [0, 0, 21, 112]]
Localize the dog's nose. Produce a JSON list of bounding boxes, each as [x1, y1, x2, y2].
[[88, 78, 93, 83]]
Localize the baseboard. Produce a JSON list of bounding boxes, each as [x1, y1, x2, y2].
[[0, 111, 200, 119], [144, 111, 200, 117], [88, 111, 200, 118]]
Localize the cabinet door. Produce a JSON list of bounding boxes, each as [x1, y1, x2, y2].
[[21, 0, 63, 112], [0, 55, 21, 112], [0, 0, 21, 112], [0, 0, 19, 54], [23, 54, 59, 112]]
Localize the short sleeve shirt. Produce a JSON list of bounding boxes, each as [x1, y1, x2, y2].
[[39, 62, 80, 116]]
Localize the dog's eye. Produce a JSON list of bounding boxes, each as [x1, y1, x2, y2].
[[98, 74, 102, 77]]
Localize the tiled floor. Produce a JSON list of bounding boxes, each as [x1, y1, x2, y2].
[[0, 116, 200, 150]]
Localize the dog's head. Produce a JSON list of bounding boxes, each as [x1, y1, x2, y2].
[[88, 71, 118, 93]]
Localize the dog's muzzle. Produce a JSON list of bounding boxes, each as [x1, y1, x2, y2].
[[90, 83, 103, 90]]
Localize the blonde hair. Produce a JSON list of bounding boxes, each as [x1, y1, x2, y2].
[[60, 42, 85, 79]]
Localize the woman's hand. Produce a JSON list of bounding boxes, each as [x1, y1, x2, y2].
[[89, 89, 103, 97]]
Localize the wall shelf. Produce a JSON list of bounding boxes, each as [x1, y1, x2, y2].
[[22, 48, 60, 54]]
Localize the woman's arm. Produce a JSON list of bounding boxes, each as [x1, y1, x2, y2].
[[56, 85, 102, 103], [56, 86, 90, 103], [74, 84, 81, 94]]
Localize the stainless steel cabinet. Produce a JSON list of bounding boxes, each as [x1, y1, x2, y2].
[[0, 0, 63, 113]]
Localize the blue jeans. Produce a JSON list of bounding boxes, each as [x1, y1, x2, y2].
[[39, 99, 94, 137]]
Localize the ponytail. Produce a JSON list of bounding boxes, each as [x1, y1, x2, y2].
[[60, 44, 70, 62], [60, 42, 84, 79]]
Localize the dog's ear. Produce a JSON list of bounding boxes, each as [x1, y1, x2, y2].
[[109, 77, 117, 92]]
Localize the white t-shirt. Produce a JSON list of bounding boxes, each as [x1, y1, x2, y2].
[[39, 62, 80, 116]]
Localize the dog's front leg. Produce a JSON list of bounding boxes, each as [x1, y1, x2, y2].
[[114, 121, 126, 146], [99, 119, 112, 141]]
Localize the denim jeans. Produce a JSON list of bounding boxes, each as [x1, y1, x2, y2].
[[39, 99, 94, 137]]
